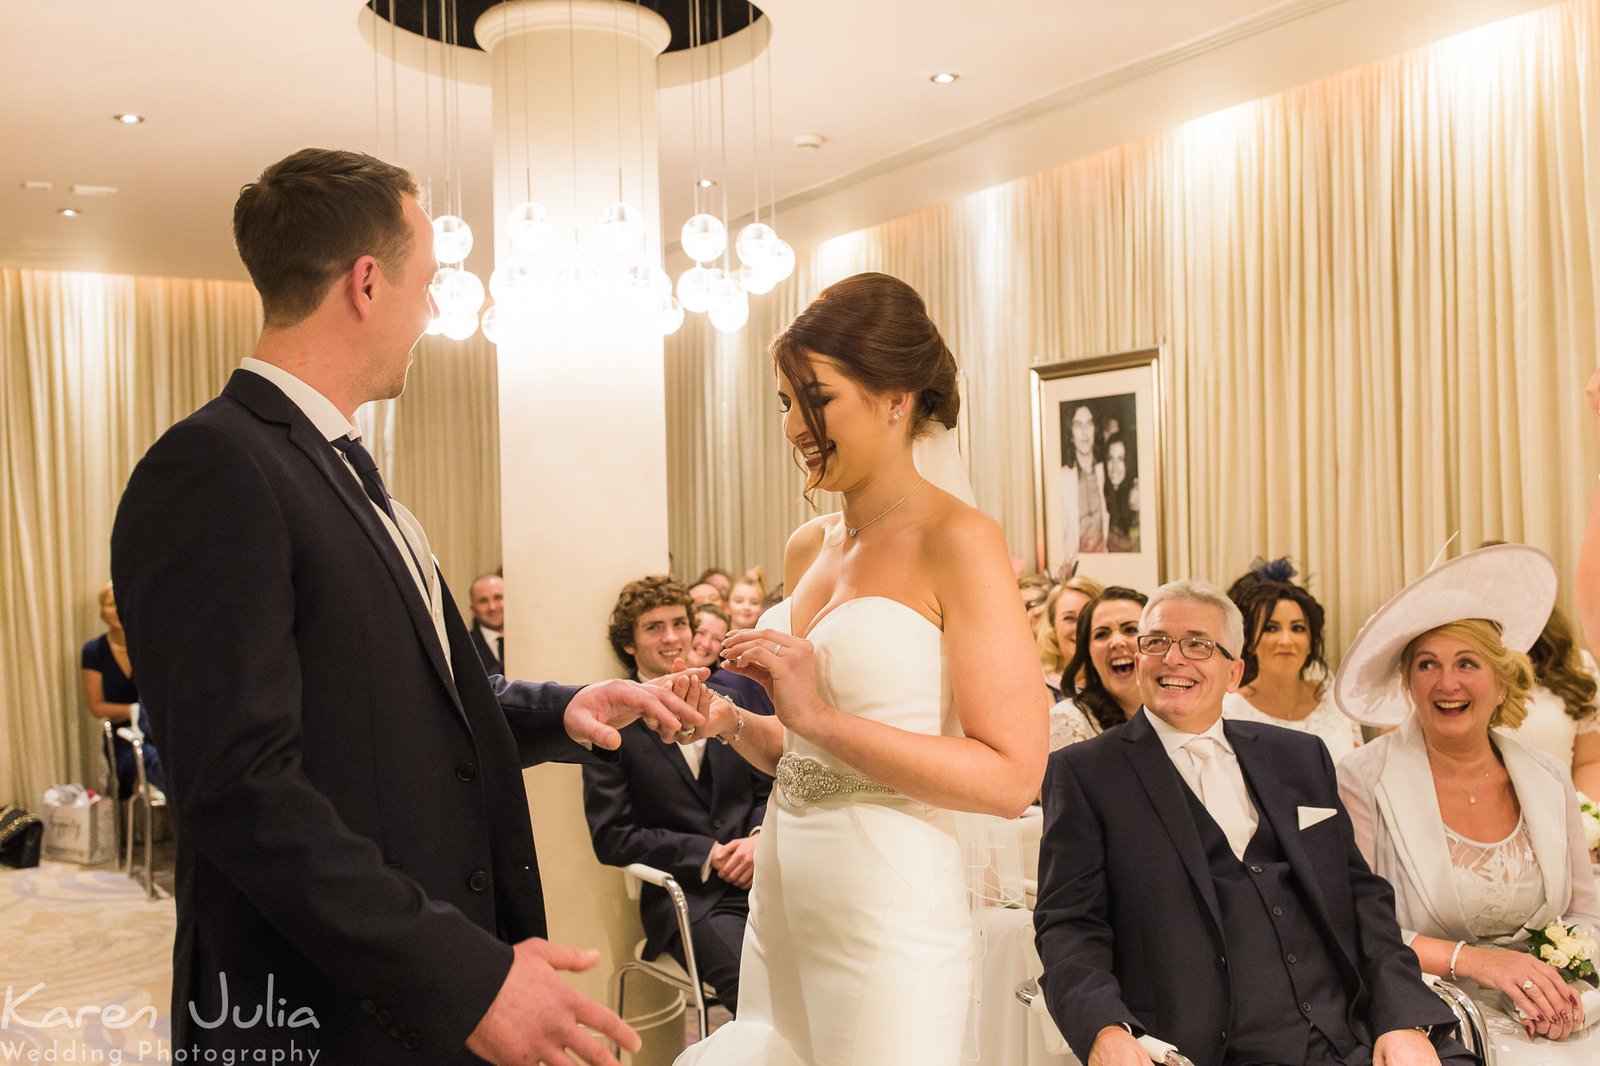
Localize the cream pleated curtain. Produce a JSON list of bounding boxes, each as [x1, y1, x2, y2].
[[0, 268, 501, 807], [666, 0, 1600, 663]]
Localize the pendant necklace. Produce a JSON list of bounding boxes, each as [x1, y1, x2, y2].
[[846, 478, 926, 538]]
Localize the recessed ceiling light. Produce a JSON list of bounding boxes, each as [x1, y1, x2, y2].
[[696, 178, 716, 189], [113, 113, 145, 125], [58, 208, 80, 218], [929, 72, 959, 85]]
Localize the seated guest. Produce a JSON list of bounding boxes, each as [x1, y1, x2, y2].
[[582, 576, 773, 1015], [1037, 574, 1104, 696], [1020, 573, 1056, 630], [82, 582, 164, 796], [727, 577, 765, 630], [1518, 607, 1600, 798], [1036, 579, 1470, 1066], [1223, 560, 1363, 762], [1051, 586, 1147, 747], [689, 602, 731, 670], [689, 602, 777, 721], [1336, 544, 1598, 1059], [695, 567, 735, 601], [467, 572, 505, 675], [688, 581, 725, 608]]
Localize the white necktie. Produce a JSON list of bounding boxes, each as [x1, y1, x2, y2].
[[1186, 736, 1253, 860], [681, 739, 707, 779]]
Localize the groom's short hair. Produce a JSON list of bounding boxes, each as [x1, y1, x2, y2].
[[608, 575, 693, 672]]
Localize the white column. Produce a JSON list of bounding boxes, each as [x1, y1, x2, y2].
[[475, 4, 680, 1061]]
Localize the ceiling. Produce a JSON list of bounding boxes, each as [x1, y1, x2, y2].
[[0, 0, 1557, 283]]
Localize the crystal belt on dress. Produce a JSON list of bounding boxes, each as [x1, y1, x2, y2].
[[774, 752, 895, 806]]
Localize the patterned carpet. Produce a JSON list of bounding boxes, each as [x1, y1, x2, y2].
[[0, 860, 174, 1064]]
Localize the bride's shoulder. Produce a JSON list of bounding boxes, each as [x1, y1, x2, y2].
[[919, 496, 1010, 581], [784, 513, 835, 587]]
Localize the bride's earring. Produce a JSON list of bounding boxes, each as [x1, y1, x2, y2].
[[891, 410, 904, 422]]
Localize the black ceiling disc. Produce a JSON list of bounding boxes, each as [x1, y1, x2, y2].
[[367, 1, 764, 54]]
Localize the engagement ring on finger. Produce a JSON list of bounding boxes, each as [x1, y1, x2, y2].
[[678, 726, 697, 740], [1522, 979, 1536, 990], [773, 642, 783, 655]]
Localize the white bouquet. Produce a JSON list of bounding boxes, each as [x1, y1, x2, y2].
[[1526, 920, 1598, 984], [1578, 791, 1600, 858]]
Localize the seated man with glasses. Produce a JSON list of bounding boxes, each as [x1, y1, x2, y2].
[[1033, 579, 1474, 1066]]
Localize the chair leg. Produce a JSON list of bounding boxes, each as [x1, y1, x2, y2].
[[142, 801, 156, 900], [123, 794, 135, 873], [613, 969, 627, 1054]]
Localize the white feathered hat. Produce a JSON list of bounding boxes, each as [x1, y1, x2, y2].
[[1333, 543, 1557, 727]]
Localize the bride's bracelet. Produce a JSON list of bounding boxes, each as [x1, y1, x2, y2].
[[1448, 940, 1467, 981], [713, 699, 746, 745]]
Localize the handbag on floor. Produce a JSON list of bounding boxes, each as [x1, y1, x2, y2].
[[0, 804, 43, 869]]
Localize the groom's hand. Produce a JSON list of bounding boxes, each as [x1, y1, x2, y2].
[[564, 674, 709, 751], [466, 938, 637, 1066]]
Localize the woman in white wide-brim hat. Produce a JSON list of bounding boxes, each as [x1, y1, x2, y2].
[[1335, 544, 1600, 1062]]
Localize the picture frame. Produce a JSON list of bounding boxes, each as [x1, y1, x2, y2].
[[1030, 347, 1163, 592]]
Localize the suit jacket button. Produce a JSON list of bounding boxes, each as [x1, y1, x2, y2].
[[1220, 1031, 1227, 1042], [469, 870, 490, 892], [360, 999, 376, 1015], [1249, 864, 1263, 873], [389, 1023, 406, 1039], [456, 762, 478, 782], [1300, 1002, 1312, 1014], [376, 1009, 392, 1026], [1272, 906, 1284, 916], [1216, 956, 1226, 968], [404, 1033, 422, 1051]]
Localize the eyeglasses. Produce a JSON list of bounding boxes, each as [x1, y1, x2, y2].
[[1136, 634, 1235, 661]]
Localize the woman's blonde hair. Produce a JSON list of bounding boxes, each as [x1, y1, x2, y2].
[[1036, 576, 1107, 674], [1400, 619, 1534, 729]]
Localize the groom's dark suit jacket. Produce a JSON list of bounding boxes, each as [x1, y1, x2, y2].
[[1034, 710, 1464, 1066], [111, 370, 602, 1065]]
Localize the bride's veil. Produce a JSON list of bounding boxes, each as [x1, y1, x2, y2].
[[915, 421, 1028, 1061]]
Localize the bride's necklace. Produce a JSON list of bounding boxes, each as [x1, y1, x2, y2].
[[845, 478, 926, 538]]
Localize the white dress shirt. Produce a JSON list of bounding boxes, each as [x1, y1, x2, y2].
[[1148, 710, 1259, 855], [239, 358, 452, 676], [478, 625, 503, 663]]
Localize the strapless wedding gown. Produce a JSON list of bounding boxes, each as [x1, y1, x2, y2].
[[675, 597, 975, 1066]]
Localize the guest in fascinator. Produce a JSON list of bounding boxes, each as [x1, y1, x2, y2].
[[1223, 558, 1363, 762]]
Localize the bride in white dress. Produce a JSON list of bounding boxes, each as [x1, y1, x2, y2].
[[672, 273, 1049, 1066]]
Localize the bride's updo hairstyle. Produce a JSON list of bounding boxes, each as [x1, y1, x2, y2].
[[772, 272, 959, 492]]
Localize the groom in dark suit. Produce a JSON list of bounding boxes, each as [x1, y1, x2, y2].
[[111, 148, 705, 1066], [582, 577, 772, 1014], [1033, 580, 1475, 1066]]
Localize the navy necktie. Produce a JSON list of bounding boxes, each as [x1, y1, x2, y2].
[[332, 436, 428, 595], [332, 436, 397, 523]]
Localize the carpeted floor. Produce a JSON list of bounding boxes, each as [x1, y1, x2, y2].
[[0, 859, 174, 1064]]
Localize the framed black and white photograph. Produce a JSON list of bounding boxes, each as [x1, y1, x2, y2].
[[1031, 347, 1163, 592]]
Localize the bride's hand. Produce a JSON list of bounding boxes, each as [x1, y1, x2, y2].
[[720, 628, 825, 734]]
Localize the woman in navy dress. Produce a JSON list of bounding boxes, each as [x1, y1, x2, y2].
[[81, 582, 162, 795]]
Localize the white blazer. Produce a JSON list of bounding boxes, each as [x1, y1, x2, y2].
[[1337, 714, 1600, 944]]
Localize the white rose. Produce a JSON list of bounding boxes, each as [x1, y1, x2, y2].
[[1558, 935, 1583, 957], [1545, 922, 1568, 940], [1547, 948, 1572, 969], [1583, 812, 1600, 850]]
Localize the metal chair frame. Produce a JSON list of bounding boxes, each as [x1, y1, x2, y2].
[[115, 724, 168, 900], [610, 862, 714, 1047], [100, 720, 125, 868], [1015, 974, 1492, 1066]]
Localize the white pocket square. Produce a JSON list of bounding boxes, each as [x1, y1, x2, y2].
[[1298, 805, 1337, 830]]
